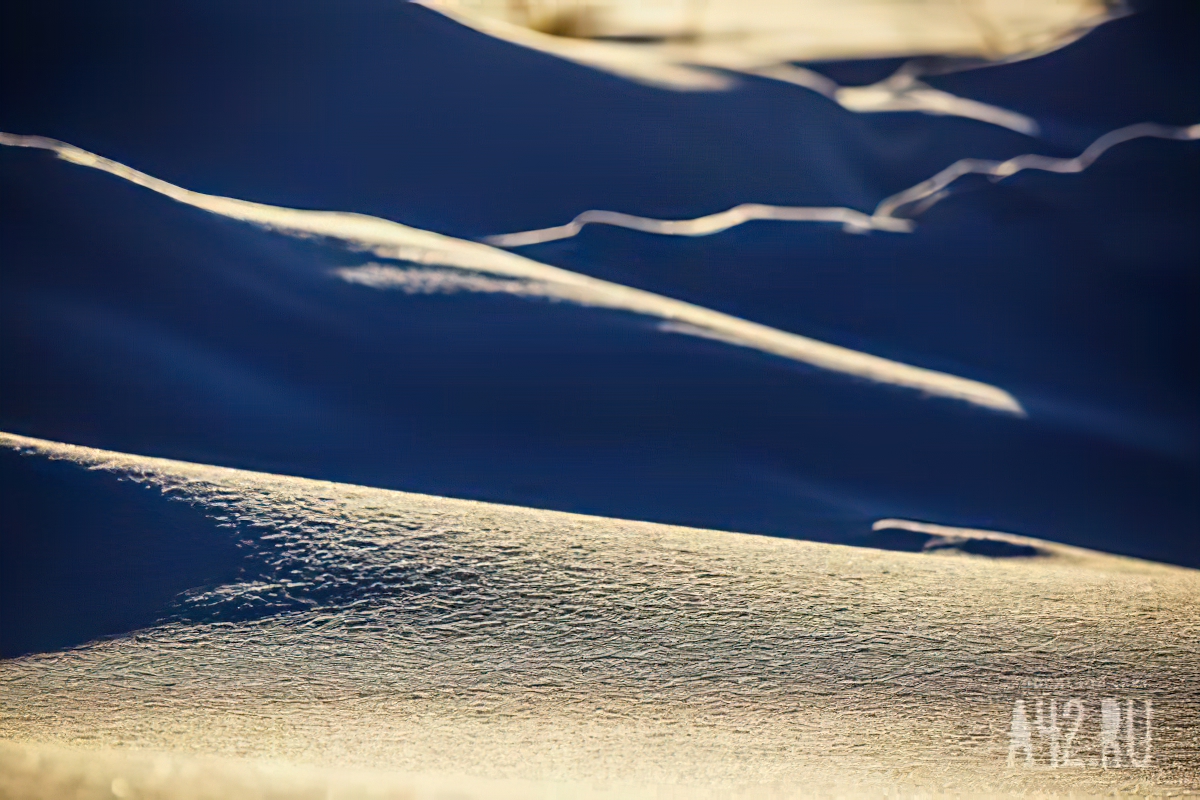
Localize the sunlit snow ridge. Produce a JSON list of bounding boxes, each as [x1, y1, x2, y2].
[[486, 122, 1200, 246], [0, 132, 1024, 414]]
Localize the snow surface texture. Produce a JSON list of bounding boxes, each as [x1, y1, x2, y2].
[[2, 432, 1198, 798]]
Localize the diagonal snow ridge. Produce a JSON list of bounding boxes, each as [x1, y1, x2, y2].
[[0, 132, 1023, 414], [486, 121, 1200, 246], [486, 203, 914, 247], [752, 61, 1039, 135], [873, 518, 1046, 552], [874, 121, 1200, 218]]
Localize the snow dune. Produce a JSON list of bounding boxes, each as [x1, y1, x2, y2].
[[1, 432, 1198, 797], [0, 133, 1024, 414]]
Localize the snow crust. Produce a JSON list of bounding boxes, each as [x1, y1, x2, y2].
[[1, 432, 1197, 797]]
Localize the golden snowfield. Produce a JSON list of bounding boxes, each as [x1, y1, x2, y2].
[[1, 432, 1197, 798]]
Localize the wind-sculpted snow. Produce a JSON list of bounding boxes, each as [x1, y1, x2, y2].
[[425, 0, 1048, 133], [487, 121, 1200, 244], [1, 432, 1198, 798], [874, 121, 1200, 218], [487, 203, 914, 246], [0, 1, 1196, 795], [420, 1, 1101, 135], [334, 263, 565, 298], [750, 61, 1039, 134], [423, 0, 1110, 101], [0, 133, 1023, 414]]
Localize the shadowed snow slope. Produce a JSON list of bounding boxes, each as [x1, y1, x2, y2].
[[0, 132, 1022, 413], [0, 448, 242, 658], [1, 433, 1198, 798], [1, 0, 1192, 240], [1, 2, 1197, 795], [421, 0, 1110, 104], [2, 133, 1197, 566]]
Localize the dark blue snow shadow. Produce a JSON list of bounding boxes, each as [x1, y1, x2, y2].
[[0, 0, 1074, 241], [926, 0, 1200, 140], [2, 146, 1196, 569], [0, 0, 1196, 572], [0, 447, 244, 658], [516, 133, 1200, 461], [0, 0, 1193, 242]]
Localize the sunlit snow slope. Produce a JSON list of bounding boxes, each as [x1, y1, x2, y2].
[[1, 433, 1198, 798]]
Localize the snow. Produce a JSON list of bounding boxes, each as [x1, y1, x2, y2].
[[2, 432, 1197, 796]]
